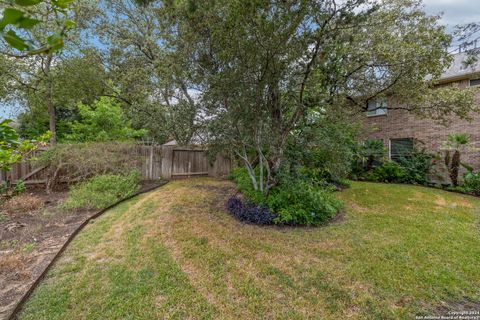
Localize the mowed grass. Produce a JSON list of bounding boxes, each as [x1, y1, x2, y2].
[[19, 179, 480, 319]]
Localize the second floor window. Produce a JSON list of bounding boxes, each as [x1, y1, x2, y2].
[[367, 98, 388, 117]]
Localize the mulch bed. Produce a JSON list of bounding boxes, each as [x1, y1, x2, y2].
[[0, 181, 162, 320]]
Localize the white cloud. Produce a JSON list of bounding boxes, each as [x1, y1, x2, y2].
[[423, 0, 480, 27]]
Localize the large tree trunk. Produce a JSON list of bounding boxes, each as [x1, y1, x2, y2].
[[44, 53, 56, 145]]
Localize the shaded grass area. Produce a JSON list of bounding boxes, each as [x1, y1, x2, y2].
[[19, 179, 480, 319]]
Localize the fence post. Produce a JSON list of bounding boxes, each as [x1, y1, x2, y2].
[[161, 146, 173, 179], [149, 145, 154, 180]]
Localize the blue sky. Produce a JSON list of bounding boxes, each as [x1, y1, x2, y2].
[[423, 0, 480, 27], [1, 1, 479, 120]]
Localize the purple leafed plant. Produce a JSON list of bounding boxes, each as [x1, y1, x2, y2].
[[226, 196, 277, 225]]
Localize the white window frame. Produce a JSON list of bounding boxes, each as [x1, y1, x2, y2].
[[366, 98, 388, 117]]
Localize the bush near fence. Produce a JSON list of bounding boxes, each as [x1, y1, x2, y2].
[[0, 142, 233, 189], [37, 142, 143, 191]]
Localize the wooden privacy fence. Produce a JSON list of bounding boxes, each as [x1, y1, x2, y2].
[[0, 148, 49, 185], [0, 145, 233, 185]]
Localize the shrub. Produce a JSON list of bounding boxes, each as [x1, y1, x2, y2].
[[267, 181, 341, 226], [351, 139, 386, 176], [397, 149, 434, 185], [286, 121, 357, 184], [373, 162, 406, 183], [463, 170, 480, 196], [295, 167, 344, 190], [0, 181, 8, 195], [37, 142, 142, 191], [229, 168, 341, 226], [12, 180, 26, 196], [61, 170, 140, 210], [228, 167, 265, 203], [226, 197, 277, 225]]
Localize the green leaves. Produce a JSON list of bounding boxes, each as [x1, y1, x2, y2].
[[12, 0, 72, 8], [0, 0, 74, 55], [64, 19, 76, 29], [46, 32, 64, 51], [3, 30, 30, 50], [17, 16, 41, 29], [64, 97, 148, 143], [0, 9, 24, 30], [0, 119, 44, 172], [14, 0, 43, 6], [0, 8, 41, 31], [0, 119, 21, 147], [0, 8, 41, 50], [51, 0, 75, 9]]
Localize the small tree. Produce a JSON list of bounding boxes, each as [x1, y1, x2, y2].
[[64, 97, 147, 142], [0, 1, 96, 145], [443, 133, 470, 186]]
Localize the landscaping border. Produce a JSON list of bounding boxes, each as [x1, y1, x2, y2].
[[7, 181, 169, 320]]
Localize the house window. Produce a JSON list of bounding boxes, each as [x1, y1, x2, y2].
[[389, 138, 413, 161], [469, 78, 480, 86], [367, 98, 388, 117]]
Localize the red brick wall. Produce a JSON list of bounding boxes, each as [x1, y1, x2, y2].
[[362, 80, 480, 176]]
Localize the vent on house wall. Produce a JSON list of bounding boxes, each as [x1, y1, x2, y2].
[[389, 138, 413, 161], [469, 78, 480, 87]]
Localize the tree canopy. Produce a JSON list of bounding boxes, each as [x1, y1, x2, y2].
[[153, 0, 476, 191], [64, 97, 147, 142], [1, 0, 478, 193]]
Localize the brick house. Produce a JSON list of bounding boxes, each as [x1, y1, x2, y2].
[[362, 53, 480, 180]]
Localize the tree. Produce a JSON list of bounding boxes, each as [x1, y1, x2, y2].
[[453, 22, 480, 64], [286, 108, 359, 183], [443, 133, 470, 187], [15, 50, 108, 140], [0, 1, 97, 144], [95, 0, 203, 145], [161, 0, 476, 193], [64, 97, 147, 142]]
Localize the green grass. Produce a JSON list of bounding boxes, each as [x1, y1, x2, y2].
[[19, 179, 480, 319], [61, 171, 140, 210]]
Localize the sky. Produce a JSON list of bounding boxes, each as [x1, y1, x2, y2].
[[423, 0, 480, 27], [1, 0, 480, 120]]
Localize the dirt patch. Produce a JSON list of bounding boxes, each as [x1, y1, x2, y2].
[[434, 195, 447, 207], [0, 181, 162, 320], [349, 202, 370, 213], [2, 194, 45, 216]]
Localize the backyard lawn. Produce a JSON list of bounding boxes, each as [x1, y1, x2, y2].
[[19, 179, 480, 319]]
